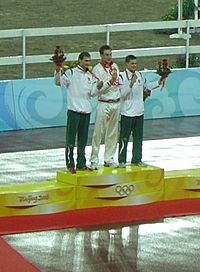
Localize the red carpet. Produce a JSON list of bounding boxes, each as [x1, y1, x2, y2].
[[0, 237, 40, 271], [1, 199, 200, 235]]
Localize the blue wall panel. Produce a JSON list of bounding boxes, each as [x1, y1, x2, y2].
[[144, 69, 200, 119], [0, 81, 17, 131], [12, 78, 67, 129], [0, 68, 199, 132]]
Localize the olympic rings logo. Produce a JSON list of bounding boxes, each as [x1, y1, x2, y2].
[[115, 184, 134, 196]]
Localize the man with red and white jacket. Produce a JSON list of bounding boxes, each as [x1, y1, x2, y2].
[[90, 45, 121, 169]]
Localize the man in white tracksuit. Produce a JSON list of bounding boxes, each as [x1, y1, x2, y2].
[[54, 51, 105, 174], [118, 54, 164, 167], [90, 45, 120, 169]]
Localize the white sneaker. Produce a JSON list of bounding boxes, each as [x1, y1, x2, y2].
[[119, 162, 126, 168], [104, 161, 119, 168], [90, 162, 98, 170]]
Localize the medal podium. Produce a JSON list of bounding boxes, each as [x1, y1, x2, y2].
[[0, 166, 199, 219]]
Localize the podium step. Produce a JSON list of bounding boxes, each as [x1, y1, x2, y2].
[[0, 166, 199, 218]]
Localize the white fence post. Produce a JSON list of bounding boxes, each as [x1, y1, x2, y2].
[[106, 25, 110, 45], [22, 29, 26, 79], [193, 0, 199, 33], [178, 0, 183, 34], [185, 21, 190, 68], [194, 0, 199, 20]]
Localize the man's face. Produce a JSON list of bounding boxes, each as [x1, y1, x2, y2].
[[127, 59, 137, 73], [101, 49, 112, 64], [79, 56, 91, 68]]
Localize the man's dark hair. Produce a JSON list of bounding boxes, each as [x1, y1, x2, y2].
[[78, 51, 91, 61], [99, 45, 112, 55], [125, 55, 137, 63]]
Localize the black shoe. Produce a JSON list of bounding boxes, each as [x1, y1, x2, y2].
[[104, 161, 119, 168], [119, 162, 126, 168], [77, 166, 93, 171], [90, 162, 98, 170], [67, 167, 76, 174]]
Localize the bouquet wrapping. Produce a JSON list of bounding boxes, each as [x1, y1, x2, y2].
[[50, 45, 66, 68], [156, 59, 172, 80]]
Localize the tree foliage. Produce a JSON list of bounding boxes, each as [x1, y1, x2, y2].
[[162, 0, 195, 21]]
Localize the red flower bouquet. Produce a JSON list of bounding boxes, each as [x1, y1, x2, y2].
[[143, 89, 151, 101], [50, 45, 66, 68], [156, 58, 172, 80]]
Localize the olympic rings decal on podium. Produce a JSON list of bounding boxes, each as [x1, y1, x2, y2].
[[115, 184, 134, 196]]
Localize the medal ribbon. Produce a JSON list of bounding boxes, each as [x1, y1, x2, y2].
[[100, 60, 119, 86], [77, 65, 99, 80], [125, 69, 135, 82]]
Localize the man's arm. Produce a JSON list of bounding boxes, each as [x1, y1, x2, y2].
[[140, 72, 165, 90], [90, 65, 113, 95], [54, 69, 61, 86], [54, 67, 71, 88]]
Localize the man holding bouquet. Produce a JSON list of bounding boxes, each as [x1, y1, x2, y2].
[[54, 51, 104, 174], [118, 55, 165, 167]]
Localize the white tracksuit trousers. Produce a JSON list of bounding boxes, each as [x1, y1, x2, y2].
[[90, 101, 120, 164]]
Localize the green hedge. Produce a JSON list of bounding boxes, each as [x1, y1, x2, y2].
[[161, 0, 195, 21]]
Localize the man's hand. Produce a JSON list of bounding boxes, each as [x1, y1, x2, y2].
[[129, 74, 137, 88], [54, 66, 62, 86], [158, 77, 166, 88], [97, 80, 103, 90], [55, 66, 61, 73], [110, 68, 117, 82]]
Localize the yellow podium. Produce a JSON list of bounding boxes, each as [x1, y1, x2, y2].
[[57, 165, 164, 209], [165, 168, 200, 200], [0, 180, 76, 216], [0, 165, 164, 217], [0, 166, 199, 218]]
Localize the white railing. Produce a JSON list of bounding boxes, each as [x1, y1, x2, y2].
[[0, 20, 200, 79]]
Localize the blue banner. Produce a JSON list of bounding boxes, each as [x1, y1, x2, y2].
[[0, 68, 199, 132]]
